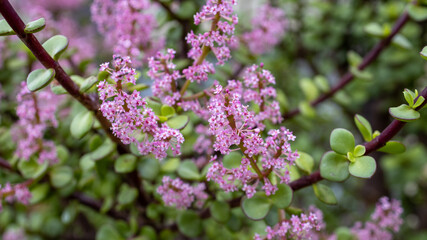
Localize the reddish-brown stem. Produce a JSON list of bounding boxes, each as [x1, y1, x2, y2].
[[289, 86, 427, 191], [0, 0, 128, 153], [283, 11, 410, 120]]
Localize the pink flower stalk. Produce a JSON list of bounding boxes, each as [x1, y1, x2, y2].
[[98, 56, 184, 160], [254, 206, 324, 240], [11, 83, 61, 164], [183, 0, 238, 83], [350, 197, 403, 240], [0, 182, 32, 211], [148, 49, 182, 105], [91, 0, 163, 66], [157, 176, 208, 209], [242, 5, 287, 55], [206, 82, 298, 197]]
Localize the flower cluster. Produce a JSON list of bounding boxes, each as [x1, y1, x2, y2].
[[11, 83, 61, 164], [350, 197, 403, 240], [242, 4, 287, 55], [254, 206, 324, 240], [242, 64, 283, 127], [2, 228, 27, 240], [91, 0, 162, 66], [98, 56, 184, 160], [0, 182, 32, 211], [183, 0, 238, 83], [148, 49, 181, 106], [157, 176, 208, 209], [206, 82, 298, 197]]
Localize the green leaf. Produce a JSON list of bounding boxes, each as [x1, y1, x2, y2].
[[403, 89, 416, 107], [378, 141, 406, 154], [61, 204, 78, 224], [210, 201, 231, 223], [146, 98, 162, 115], [330, 128, 355, 155], [24, 18, 45, 33], [364, 22, 387, 38], [347, 51, 362, 67], [96, 225, 124, 240], [117, 184, 138, 206], [42, 35, 69, 60], [313, 184, 337, 205], [79, 155, 95, 172], [350, 66, 372, 81], [70, 111, 94, 139], [295, 152, 314, 174], [27, 68, 55, 92], [50, 166, 73, 188], [161, 105, 176, 118], [177, 160, 200, 181], [408, 5, 427, 21], [353, 145, 366, 157], [90, 139, 115, 161], [50, 82, 67, 95], [30, 183, 50, 204], [166, 115, 189, 130], [18, 158, 49, 179], [138, 158, 160, 180], [270, 184, 293, 208], [241, 193, 272, 220], [80, 76, 98, 92], [114, 154, 137, 173], [389, 104, 420, 122], [177, 210, 202, 237], [335, 227, 357, 240], [223, 152, 242, 169], [126, 83, 149, 92], [354, 114, 372, 141], [349, 156, 376, 178], [420, 46, 427, 60], [0, 19, 15, 36], [299, 101, 316, 118], [314, 75, 330, 92], [392, 34, 412, 50], [320, 151, 350, 182], [299, 78, 319, 101], [413, 96, 425, 109], [161, 158, 180, 173]]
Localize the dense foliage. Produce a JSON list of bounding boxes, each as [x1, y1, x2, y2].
[[1, 0, 427, 239]]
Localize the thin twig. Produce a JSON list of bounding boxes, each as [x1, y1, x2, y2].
[[283, 11, 410, 120]]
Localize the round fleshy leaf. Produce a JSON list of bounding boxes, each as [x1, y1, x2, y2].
[[18, 158, 49, 179], [299, 101, 316, 117], [117, 184, 138, 205], [270, 184, 293, 208], [80, 76, 98, 92], [50, 82, 67, 95], [96, 225, 124, 240], [161, 158, 180, 173], [114, 154, 137, 173], [161, 105, 176, 118], [335, 227, 356, 240], [210, 201, 231, 223], [30, 183, 50, 204], [420, 46, 427, 61], [389, 104, 420, 122], [42, 35, 69, 60], [314, 76, 330, 92], [70, 111, 94, 139], [392, 34, 412, 50], [177, 210, 202, 238], [50, 166, 73, 188], [223, 152, 242, 169], [138, 158, 160, 180], [0, 19, 15, 36], [295, 152, 314, 174], [364, 22, 387, 38], [354, 114, 372, 142], [27, 68, 55, 92], [24, 18, 46, 33], [378, 141, 406, 154], [349, 156, 376, 178], [80, 155, 95, 172], [90, 139, 115, 161], [299, 78, 319, 101], [330, 128, 355, 155], [241, 193, 272, 220], [126, 83, 149, 91], [353, 145, 366, 157], [313, 184, 337, 205], [166, 115, 189, 130], [177, 160, 200, 181], [408, 5, 427, 21], [320, 151, 350, 182]]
